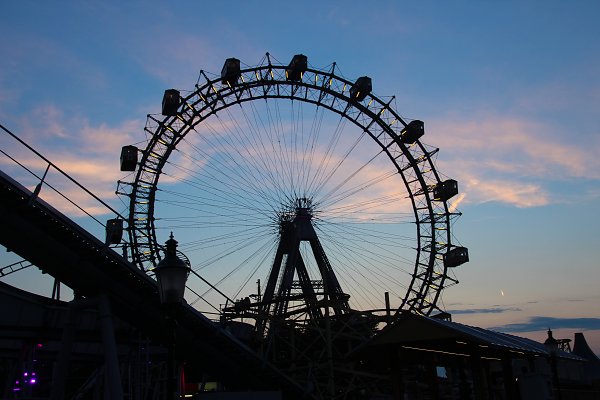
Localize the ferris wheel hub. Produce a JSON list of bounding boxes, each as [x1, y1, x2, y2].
[[294, 197, 313, 217]]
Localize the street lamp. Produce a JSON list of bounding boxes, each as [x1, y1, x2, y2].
[[155, 233, 190, 399], [155, 233, 190, 304]]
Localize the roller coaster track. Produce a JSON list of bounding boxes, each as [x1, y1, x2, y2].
[[0, 124, 306, 397]]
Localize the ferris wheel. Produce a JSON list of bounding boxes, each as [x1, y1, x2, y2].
[[116, 53, 468, 319]]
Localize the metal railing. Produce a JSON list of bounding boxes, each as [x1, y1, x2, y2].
[[0, 123, 230, 314], [0, 123, 127, 243], [0, 259, 33, 277]]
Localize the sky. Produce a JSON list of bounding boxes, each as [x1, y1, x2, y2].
[[1, 1, 599, 353]]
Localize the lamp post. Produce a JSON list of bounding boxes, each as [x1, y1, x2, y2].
[[155, 233, 190, 400]]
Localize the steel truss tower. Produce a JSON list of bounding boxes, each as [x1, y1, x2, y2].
[[257, 198, 350, 336]]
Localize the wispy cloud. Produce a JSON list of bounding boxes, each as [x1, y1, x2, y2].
[[489, 316, 600, 332], [2, 104, 142, 217], [118, 16, 241, 89], [426, 112, 600, 208], [449, 307, 522, 315], [448, 192, 466, 212], [462, 176, 549, 208]]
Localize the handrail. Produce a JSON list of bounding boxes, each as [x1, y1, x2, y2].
[[0, 123, 127, 221]]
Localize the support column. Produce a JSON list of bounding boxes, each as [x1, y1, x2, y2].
[[470, 354, 487, 400], [98, 296, 124, 400], [50, 305, 76, 400], [50, 296, 123, 400], [502, 357, 518, 400]]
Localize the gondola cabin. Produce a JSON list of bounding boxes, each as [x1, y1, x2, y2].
[[350, 76, 372, 102], [286, 54, 307, 81], [105, 218, 124, 245], [120, 145, 138, 172], [221, 58, 241, 86], [433, 179, 458, 201], [162, 89, 180, 116], [444, 246, 469, 268], [400, 120, 425, 144]]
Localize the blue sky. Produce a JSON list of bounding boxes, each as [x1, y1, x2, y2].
[[1, 1, 599, 352]]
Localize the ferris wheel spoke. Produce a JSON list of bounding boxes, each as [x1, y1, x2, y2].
[[231, 240, 278, 300], [181, 226, 271, 254], [320, 191, 408, 216], [304, 114, 348, 199], [317, 224, 414, 275], [198, 236, 275, 297], [204, 119, 282, 208], [188, 119, 284, 213], [194, 231, 272, 272], [317, 166, 400, 212], [236, 103, 289, 204], [317, 234, 404, 309], [162, 153, 280, 219], [220, 106, 289, 203], [299, 105, 325, 195]]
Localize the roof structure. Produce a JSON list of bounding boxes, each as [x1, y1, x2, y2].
[[356, 312, 586, 362], [573, 332, 600, 380]]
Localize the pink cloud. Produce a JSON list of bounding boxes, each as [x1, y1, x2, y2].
[[448, 192, 466, 213], [2, 104, 142, 218], [430, 114, 600, 180], [466, 178, 549, 208], [424, 112, 600, 207]]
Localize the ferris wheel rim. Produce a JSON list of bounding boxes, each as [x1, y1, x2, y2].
[[124, 54, 460, 316]]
